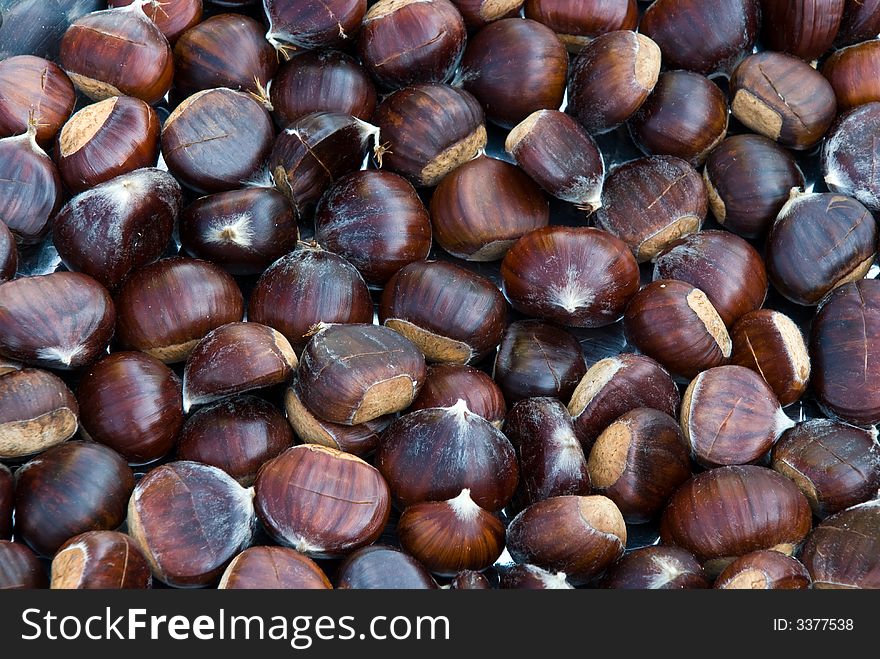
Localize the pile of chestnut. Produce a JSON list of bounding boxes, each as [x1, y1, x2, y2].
[[1, 0, 880, 591]]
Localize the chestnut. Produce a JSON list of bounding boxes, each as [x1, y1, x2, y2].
[[703, 134, 805, 239], [264, 0, 366, 53], [594, 155, 707, 262], [760, 0, 845, 61], [0, 55, 75, 145], [681, 365, 794, 468], [0, 0, 68, 64], [296, 323, 427, 425], [823, 102, 880, 211], [566, 30, 661, 135], [730, 309, 811, 407], [59, 1, 173, 104], [766, 192, 877, 306], [772, 420, 880, 519], [248, 245, 373, 352], [811, 280, 880, 427], [15, 441, 134, 557], [375, 400, 518, 511], [219, 547, 332, 589], [600, 546, 710, 589], [628, 71, 729, 168], [653, 230, 768, 327], [800, 500, 880, 589], [450, 0, 523, 29], [493, 320, 587, 404], [127, 461, 256, 588], [460, 18, 569, 129], [314, 170, 432, 285], [359, 0, 467, 89], [624, 280, 732, 380], [588, 407, 692, 523], [109, 0, 201, 43], [410, 364, 506, 427], [501, 226, 640, 328], [162, 88, 274, 194], [0, 541, 48, 589], [51, 531, 152, 589], [836, 0, 880, 47], [379, 260, 507, 364], [568, 353, 681, 451], [0, 221, 16, 282], [498, 563, 573, 589], [0, 464, 11, 540], [821, 40, 880, 112], [254, 445, 390, 557], [660, 465, 813, 575], [714, 550, 811, 590], [336, 545, 438, 589], [372, 84, 487, 187], [729, 52, 837, 150], [77, 352, 183, 465], [0, 272, 115, 370], [398, 489, 505, 575], [0, 369, 78, 460], [172, 13, 277, 98], [114, 256, 245, 364], [182, 322, 298, 411], [506, 495, 626, 585], [449, 570, 491, 590], [524, 0, 638, 52], [503, 397, 591, 513], [176, 395, 294, 486], [0, 358, 22, 378], [53, 168, 180, 288], [270, 50, 377, 127], [180, 187, 298, 276], [640, 0, 760, 75]]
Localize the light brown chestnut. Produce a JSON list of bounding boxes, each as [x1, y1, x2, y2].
[[800, 500, 880, 589], [524, 0, 638, 52], [499, 563, 574, 589], [218, 546, 332, 589], [0, 55, 75, 145], [822, 40, 880, 112], [823, 103, 880, 211], [600, 546, 709, 589], [335, 545, 438, 589], [410, 364, 506, 428], [0, 541, 48, 589], [713, 550, 811, 590], [51, 531, 152, 589]]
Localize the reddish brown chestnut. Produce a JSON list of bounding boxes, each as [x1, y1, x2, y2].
[[822, 40, 880, 112], [0, 221, 16, 282], [760, 0, 845, 61], [410, 364, 506, 427], [800, 500, 880, 589], [0, 464, 11, 540], [114, 256, 244, 364], [600, 546, 709, 589], [0, 541, 47, 589], [336, 545, 438, 589], [714, 550, 811, 589], [219, 547, 332, 589], [51, 531, 152, 589], [379, 260, 507, 364], [524, 0, 637, 52], [451, 0, 523, 29], [15, 441, 134, 557], [264, 0, 366, 53], [594, 155, 707, 262], [836, 0, 880, 46], [0, 55, 75, 145], [109, 0, 202, 43], [449, 570, 491, 589], [499, 563, 573, 589], [823, 103, 880, 210], [0, 369, 78, 460], [254, 445, 390, 558], [507, 495, 626, 585], [127, 461, 256, 588]]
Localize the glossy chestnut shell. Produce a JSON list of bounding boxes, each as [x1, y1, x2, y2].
[[51, 530, 152, 589], [713, 550, 811, 590], [336, 545, 438, 589], [0, 541, 48, 589], [800, 500, 880, 589], [601, 546, 709, 589], [218, 547, 332, 589], [410, 364, 506, 427], [0, 55, 75, 145], [760, 0, 845, 61], [524, 0, 638, 52]]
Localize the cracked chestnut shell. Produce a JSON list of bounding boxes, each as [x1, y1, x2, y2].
[[524, 0, 638, 52], [822, 40, 880, 112], [0, 464, 11, 540], [51, 531, 152, 590], [0, 541, 47, 589], [601, 546, 709, 589], [760, 0, 845, 61], [714, 550, 811, 590], [219, 546, 332, 589], [823, 103, 880, 211], [0, 55, 75, 145], [410, 364, 506, 427], [336, 545, 438, 589], [800, 500, 880, 589]]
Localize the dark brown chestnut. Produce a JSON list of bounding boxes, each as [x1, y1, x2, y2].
[[760, 0, 845, 61], [51, 531, 152, 589], [180, 187, 298, 276], [449, 570, 491, 589], [376, 400, 518, 511], [176, 395, 293, 486], [493, 320, 587, 404], [219, 546, 332, 589], [499, 563, 573, 589], [460, 18, 569, 129], [0, 55, 75, 145], [254, 445, 390, 558], [507, 495, 626, 585], [379, 260, 507, 364], [60, 1, 173, 103], [53, 168, 180, 288], [766, 192, 877, 306], [336, 545, 438, 589], [0, 464, 11, 540], [714, 550, 811, 589], [524, 0, 638, 52], [823, 102, 880, 210], [501, 226, 640, 328], [730, 309, 811, 407], [660, 465, 813, 575], [594, 155, 707, 262], [0, 541, 48, 589], [410, 364, 506, 427], [114, 256, 244, 364], [359, 0, 466, 89], [730, 52, 837, 150], [15, 441, 134, 557], [836, 0, 880, 46], [162, 88, 274, 194], [566, 30, 661, 135], [703, 134, 805, 239], [600, 546, 709, 589], [0, 221, 16, 282], [127, 461, 255, 588], [772, 420, 880, 519], [77, 352, 182, 465], [822, 40, 880, 112], [800, 500, 880, 589], [623, 279, 732, 380], [372, 83, 487, 187], [628, 71, 729, 167], [314, 170, 432, 285], [0, 272, 115, 370], [503, 397, 591, 513], [450, 0, 523, 29], [264, 0, 366, 53], [248, 245, 373, 352], [109, 0, 202, 43], [653, 230, 768, 327], [0, 0, 68, 62], [640, 0, 760, 74]]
